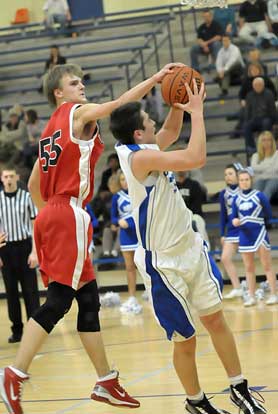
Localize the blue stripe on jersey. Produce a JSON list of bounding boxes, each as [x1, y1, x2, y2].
[[125, 144, 141, 152], [145, 250, 195, 341], [139, 186, 153, 249]]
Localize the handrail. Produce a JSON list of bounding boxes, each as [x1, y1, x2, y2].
[[0, 29, 163, 56], [0, 44, 150, 68]]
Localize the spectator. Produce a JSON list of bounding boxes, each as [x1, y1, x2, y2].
[[244, 77, 276, 154], [0, 166, 39, 343], [215, 35, 245, 97], [176, 170, 210, 249], [190, 9, 223, 72], [255, 0, 278, 47], [92, 174, 121, 266], [45, 45, 67, 71], [188, 168, 208, 195], [39, 45, 67, 93], [22, 110, 46, 171], [243, 48, 268, 78], [239, 63, 276, 103], [213, 7, 237, 36], [98, 153, 120, 193], [232, 169, 278, 306], [25, 110, 45, 140], [251, 130, 278, 200], [238, 0, 270, 44], [1, 108, 28, 151], [101, 174, 121, 259], [267, 0, 278, 35], [43, 0, 71, 31], [231, 62, 277, 138], [176, 171, 206, 216], [111, 170, 142, 314]]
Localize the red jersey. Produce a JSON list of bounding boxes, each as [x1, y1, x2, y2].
[[39, 102, 104, 206]]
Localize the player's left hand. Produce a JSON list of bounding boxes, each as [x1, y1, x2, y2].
[[154, 62, 185, 83], [28, 251, 38, 268], [174, 79, 206, 115]]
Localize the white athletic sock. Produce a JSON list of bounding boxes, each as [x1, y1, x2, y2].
[[98, 370, 118, 381], [229, 374, 244, 387], [187, 390, 204, 403], [9, 366, 28, 378]]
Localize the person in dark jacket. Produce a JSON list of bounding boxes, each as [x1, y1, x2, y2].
[[244, 77, 277, 153]]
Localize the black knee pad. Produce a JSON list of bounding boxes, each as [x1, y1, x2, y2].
[[76, 280, 100, 332], [32, 282, 75, 333]]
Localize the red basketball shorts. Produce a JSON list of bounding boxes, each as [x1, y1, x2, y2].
[[34, 195, 95, 290]]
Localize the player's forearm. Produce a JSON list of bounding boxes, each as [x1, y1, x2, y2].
[[76, 76, 158, 126], [186, 112, 206, 167], [28, 160, 46, 211], [156, 107, 184, 150], [117, 75, 158, 107], [29, 188, 46, 211], [30, 220, 38, 255]]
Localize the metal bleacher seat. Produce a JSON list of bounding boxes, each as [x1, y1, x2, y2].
[[0, 13, 174, 44]]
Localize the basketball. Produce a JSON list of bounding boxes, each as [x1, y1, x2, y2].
[[161, 65, 203, 106]]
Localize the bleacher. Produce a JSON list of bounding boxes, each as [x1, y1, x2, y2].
[[0, 2, 277, 262], [0, 4, 277, 305], [0, 3, 277, 163]]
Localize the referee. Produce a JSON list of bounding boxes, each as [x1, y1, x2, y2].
[[0, 166, 40, 343]]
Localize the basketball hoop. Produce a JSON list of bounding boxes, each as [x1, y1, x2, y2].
[[180, 0, 227, 8]]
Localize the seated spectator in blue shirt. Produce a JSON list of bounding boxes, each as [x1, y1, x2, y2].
[[213, 8, 237, 36]]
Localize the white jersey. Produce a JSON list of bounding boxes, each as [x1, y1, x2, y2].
[[116, 143, 201, 253], [116, 143, 222, 342]]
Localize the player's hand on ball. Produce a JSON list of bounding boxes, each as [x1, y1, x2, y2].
[[154, 62, 185, 83], [174, 79, 205, 114]]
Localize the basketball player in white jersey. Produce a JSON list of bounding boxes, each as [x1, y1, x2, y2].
[[109, 80, 267, 414]]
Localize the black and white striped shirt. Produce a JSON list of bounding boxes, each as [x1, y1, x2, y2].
[[0, 189, 37, 242]]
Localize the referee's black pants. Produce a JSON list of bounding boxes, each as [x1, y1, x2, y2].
[[0, 238, 40, 337]]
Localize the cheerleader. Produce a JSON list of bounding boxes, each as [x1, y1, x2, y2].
[[219, 164, 243, 299], [232, 169, 278, 306], [111, 170, 142, 314]]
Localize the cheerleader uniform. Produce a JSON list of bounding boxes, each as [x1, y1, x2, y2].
[[232, 189, 272, 252], [111, 189, 138, 251], [219, 184, 240, 242]]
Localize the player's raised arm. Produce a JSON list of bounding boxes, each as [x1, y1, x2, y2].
[[155, 107, 184, 151], [74, 63, 184, 127], [132, 80, 206, 181]]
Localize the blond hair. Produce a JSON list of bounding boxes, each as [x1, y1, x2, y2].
[[44, 64, 84, 107], [257, 131, 276, 162]]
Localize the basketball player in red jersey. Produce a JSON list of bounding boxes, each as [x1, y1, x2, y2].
[[0, 62, 184, 414]]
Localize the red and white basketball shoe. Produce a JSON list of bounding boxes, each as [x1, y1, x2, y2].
[[91, 370, 140, 408], [0, 366, 29, 414]]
